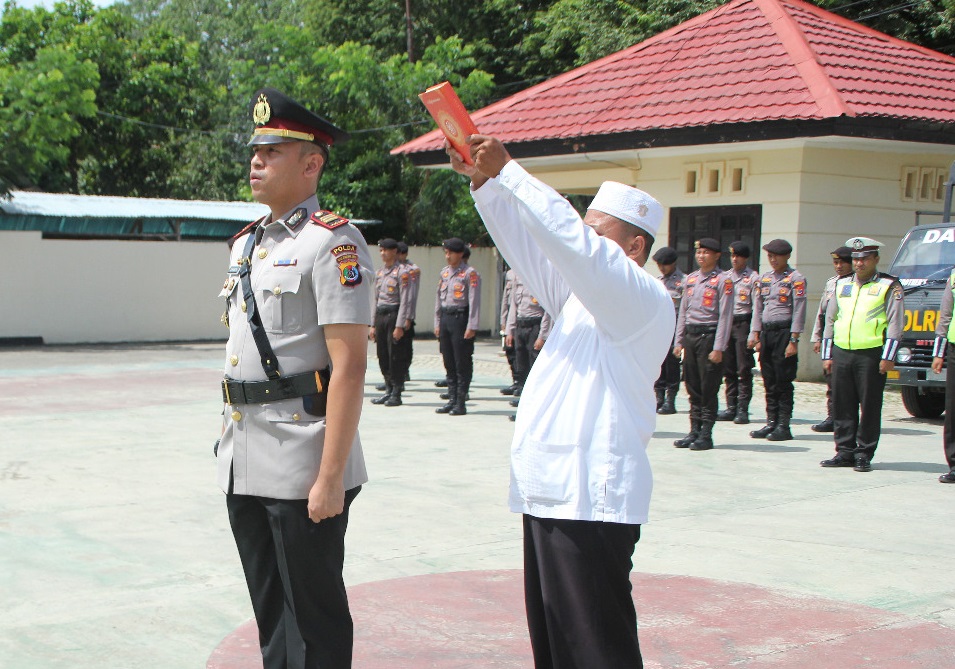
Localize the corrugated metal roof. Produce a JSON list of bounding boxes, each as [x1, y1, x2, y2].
[[1, 191, 269, 221], [392, 0, 955, 158]]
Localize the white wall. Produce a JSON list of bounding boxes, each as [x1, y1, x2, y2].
[[0, 231, 503, 345]]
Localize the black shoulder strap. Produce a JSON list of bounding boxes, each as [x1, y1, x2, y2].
[[237, 229, 282, 380]]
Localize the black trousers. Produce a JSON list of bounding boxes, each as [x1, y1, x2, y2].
[[375, 309, 413, 385], [227, 487, 360, 669], [945, 345, 955, 471], [523, 515, 643, 669], [438, 311, 474, 388], [683, 330, 723, 424], [831, 346, 885, 459], [722, 317, 754, 409], [514, 318, 542, 386], [758, 328, 798, 421], [654, 345, 681, 393]]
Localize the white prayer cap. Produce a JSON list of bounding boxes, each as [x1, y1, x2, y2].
[[588, 182, 663, 237]]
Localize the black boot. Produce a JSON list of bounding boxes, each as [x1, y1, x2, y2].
[[716, 405, 737, 421], [750, 418, 776, 439], [690, 421, 714, 450], [658, 387, 677, 415], [384, 383, 403, 407], [450, 383, 468, 415], [371, 379, 392, 405], [435, 384, 456, 414], [734, 397, 750, 425], [655, 388, 665, 412], [811, 417, 834, 432], [674, 420, 700, 448], [766, 419, 793, 441]]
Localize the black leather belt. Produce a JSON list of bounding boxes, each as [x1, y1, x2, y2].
[[733, 313, 752, 324], [762, 320, 792, 331], [222, 368, 330, 405], [441, 307, 467, 315], [686, 324, 718, 335], [376, 304, 400, 314], [517, 316, 542, 326]]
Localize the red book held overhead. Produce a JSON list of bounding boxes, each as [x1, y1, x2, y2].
[[418, 82, 479, 165]]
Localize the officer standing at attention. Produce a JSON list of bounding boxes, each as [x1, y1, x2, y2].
[[717, 241, 757, 424], [499, 267, 520, 396], [672, 238, 734, 451], [652, 246, 684, 415], [748, 239, 808, 442], [217, 88, 373, 668], [433, 237, 481, 415], [809, 246, 853, 432], [931, 266, 955, 484], [505, 273, 552, 400], [369, 238, 413, 407], [820, 237, 903, 472], [396, 241, 419, 385]]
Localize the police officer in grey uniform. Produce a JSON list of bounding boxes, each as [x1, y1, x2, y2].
[[500, 267, 520, 395], [505, 273, 552, 396], [396, 241, 419, 384], [673, 238, 735, 451], [717, 241, 757, 424], [809, 246, 853, 432], [370, 238, 414, 406], [433, 237, 481, 415], [931, 267, 955, 484], [749, 238, 808, 442], [652, 246, 684, 414], [820, 237, 904, 472], [217, 88, 373, 668]]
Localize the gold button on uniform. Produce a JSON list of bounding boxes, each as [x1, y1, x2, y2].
[[230, 355, 238, 366], [292, 413, 300, 421], [273, 286, 281, 295], [258, 249, 268, 260], [231, 410, 242, 421], [241, 301, 247, 313], [227, 278, 235, 291]]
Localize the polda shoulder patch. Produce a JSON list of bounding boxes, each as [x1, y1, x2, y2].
[[311, 210, 349, 230]]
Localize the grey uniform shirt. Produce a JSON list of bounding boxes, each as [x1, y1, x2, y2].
[[811, 275, 843, 343], [501, 268, 516, 330], [750, 267, 808, 337], [659, 268, 686, 313], [725, 266, 757, 316], [375, 262, 416, 326], [217, 194, 374, 499], [505, 273, 552, 340], [398, 259, 420, 327], [434, 263, 481, 331], [673, 267, 735, 351]]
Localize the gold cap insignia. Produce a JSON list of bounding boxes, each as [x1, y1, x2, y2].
[[252, 94, 271, 126]]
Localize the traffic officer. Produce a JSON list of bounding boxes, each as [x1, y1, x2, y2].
[[820, 237, 904, 472], [505, 273, 552, 409], [396, 241, 419, 386], [932, 267, 955, 484], [672, 238, 734, 451], [433, 237, 481, 415], [809, 245, 853, 432], [652, 246, 684, 414], [499, 267, 520, 395], [749, 238, 808, 442], [369, 238, 413, 407], [717, 241, 757, 424], [218, 88, 373, 668]]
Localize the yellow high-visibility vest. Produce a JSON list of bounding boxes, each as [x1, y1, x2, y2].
[[833, 275, 892, 350]]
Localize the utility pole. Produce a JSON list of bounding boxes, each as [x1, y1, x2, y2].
[[405, 0, 415, 63]]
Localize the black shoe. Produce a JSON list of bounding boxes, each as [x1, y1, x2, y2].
[[508, 414, 516, 422], [371, 391, 392, 405], [766, 425, 793, 442], [442, 391, 469, 400], [657, 401, 676, 415], [939, 471, 955, 483], [750, 424, 775, 439], [384, 394, 402, 407], [811, 418, 834, 432], [375, 383, 387, 391], [673, 432, 698, 448], [689, 436, 713, 451], [435, 399, 454, 414], [820, 456, 854, 467], [716, 408, 736, 421], [733, 411, 750, 425], [435, 379, 449, 388], [510, 398, 520, 407], [450, 404, 467, 416], [853, 455, 872, 472], [513, 386, 522, 397], [500, 383, 518, 396]]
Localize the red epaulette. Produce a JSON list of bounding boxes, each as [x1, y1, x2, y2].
[[228, 217, 263, 249], [311, 210, 349, 230]]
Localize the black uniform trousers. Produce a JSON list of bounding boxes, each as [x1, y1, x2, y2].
[[944, 344, 955, 471], [514, 316, 543, 387], [523, 515, 643, 669], [722, 315, 754, 409], [227, 486, 360, 669], [683, 329, 723, 424], [831, 346, 885, 460], [439, 309, 474, 389], [758, 325, 798, 421], [654, 345, 681, 393], [375, 307, 413, 386]]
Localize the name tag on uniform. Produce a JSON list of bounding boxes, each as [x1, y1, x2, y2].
[[868, 284, 882, 296], [228, 265, 240, 274], [273, 258, 298, 267], [841, 284, 853, 297]]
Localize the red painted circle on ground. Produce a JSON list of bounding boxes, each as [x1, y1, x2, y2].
[[208, 570, 955, 668]]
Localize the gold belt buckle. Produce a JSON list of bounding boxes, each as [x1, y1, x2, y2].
[[223, 378, 233, 405], [314, 371, 324, 393]]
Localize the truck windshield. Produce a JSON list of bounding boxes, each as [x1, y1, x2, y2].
[[889, 227, 955, 284]]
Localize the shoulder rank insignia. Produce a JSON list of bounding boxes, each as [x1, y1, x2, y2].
[[286, 207, 308, 230], [311, 210, 349, 230]]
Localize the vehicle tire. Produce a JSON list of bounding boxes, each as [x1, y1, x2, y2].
[[900, 386, 945, 418]]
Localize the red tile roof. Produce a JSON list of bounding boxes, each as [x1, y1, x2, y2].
[[393, 0, 955, 158]]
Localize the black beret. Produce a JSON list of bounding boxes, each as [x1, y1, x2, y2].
[[762, 238, 793, 255], [652, 247, 678, 265], [695, 237, 721, 252], [728, 241, 750, 258], [248, 87, 349, 148], [443, 237, 466, 253], [378, 238, 398, 250], [831, 246, 852, 262], [396, 241, 409, 254]]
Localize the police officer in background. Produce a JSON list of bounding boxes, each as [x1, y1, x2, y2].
[[809, 246, 853, 432], [370, 238, 413, 406], [673, 238, 734, 451], [434, 238, 481, 415], [717, 241, 757, 424], [505, 273, 552, 397], [396, 241, 419, 384], [218, 88, 372, 668], [931, 266, 955, 484], [820, 237, 903, 472], [749, 239, 808, 442], [499, 267, 520, 395], [652, 246, 684, 415]]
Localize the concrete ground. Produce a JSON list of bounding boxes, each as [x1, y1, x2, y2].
[[1, 339, 954, 668]]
